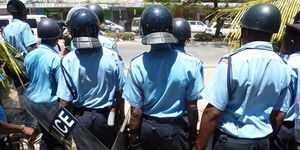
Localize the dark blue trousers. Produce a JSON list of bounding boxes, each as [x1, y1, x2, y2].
[[270, 121, 296, 150], [213, 130, 269, 150], [73, 109, 117, 150], [139, 116, 190, 150]]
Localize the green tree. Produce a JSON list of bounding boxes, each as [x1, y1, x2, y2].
[[212, 0, 300, 48]]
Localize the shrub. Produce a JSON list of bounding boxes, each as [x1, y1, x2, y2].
[[105, 32, 121, 41], [193, 33, 213, 41], [121, 32, 135, 41]]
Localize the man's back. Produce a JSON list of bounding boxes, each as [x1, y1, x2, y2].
[[124, 45, 204, 118], [24, 44, 61, 103], [204, 41, 292, 138], [2, 19, 36, 57], [57, 47, 124, 109]]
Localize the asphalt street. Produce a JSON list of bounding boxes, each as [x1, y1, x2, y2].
[[117, 40, 230, 68]]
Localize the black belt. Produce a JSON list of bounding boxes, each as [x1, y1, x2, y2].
[[73, 107, 109, 116], [283, 121, 295, 128], [215, 129, 269, 141], [143, 114, 185, 125]]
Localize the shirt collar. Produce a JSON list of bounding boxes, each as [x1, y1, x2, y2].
[[238, 41, 273, 52], [39, 43, 59, 54]]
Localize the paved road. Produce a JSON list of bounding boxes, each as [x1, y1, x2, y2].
[[117, 40, 230, 68]]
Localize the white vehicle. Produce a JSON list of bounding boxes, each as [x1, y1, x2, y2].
[[187, 20, 207, 33], [104, 20, 125, 33], [0, 15, 47, 40], [205, 22, 234, 36], [131, 17, 140, 34]]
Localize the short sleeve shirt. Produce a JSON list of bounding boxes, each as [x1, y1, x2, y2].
[[24, 44, 61, 103], [284, 51, 300, 121], [202, 41, 292, 138], [56, 47, 125, 109], [122, 44, 204, 118], [2, 19, 36, 57]]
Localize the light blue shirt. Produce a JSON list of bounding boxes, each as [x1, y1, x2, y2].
[[284, 51, 300, 121], [98, 32, 119, 53], [24, 44, 61, 103], [122, 44, 204, 118], [56, 47, 125, 109], [202, 41, 292, 138], [0, 105, 8, 139], [2, 19, 36, 57]]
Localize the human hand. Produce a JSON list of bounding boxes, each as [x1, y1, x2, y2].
[[22, 127, 37, 143]]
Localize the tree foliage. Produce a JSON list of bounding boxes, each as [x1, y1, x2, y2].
[[212, 0, 300, 49], [0, 40, 26, 87]]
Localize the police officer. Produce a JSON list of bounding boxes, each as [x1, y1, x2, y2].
[[3, 0, 36, 58], [172, 17, 191, 53], [24, 18, 68, 150], [85, 4, 120, 53], [270, 24, 300, 150], [56, 8, 125, 149], [85, 4, 124, 67], [122, 5, 204, 150], [193, 4, 292, 150], [2, 0, 35, 89]]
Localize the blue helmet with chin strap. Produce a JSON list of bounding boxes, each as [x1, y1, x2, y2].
[[69, 8, 101, 49]]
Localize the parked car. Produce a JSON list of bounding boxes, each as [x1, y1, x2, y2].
[[131, 17, 140, 35], [205, 22, 233, 36], [104, 20, 125, 33], [187, 20, 207, 33]]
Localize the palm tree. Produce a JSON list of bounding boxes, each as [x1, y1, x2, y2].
[[0, 40, 26, 86], [213, 0, 300, 49]]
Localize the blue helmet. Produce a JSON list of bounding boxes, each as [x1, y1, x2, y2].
[[69, 8, 100, 38], [140, 5, 177, 45], [38, 18, 61, 40], [172, 18, 191, 41], [85, 4, 105, 24]]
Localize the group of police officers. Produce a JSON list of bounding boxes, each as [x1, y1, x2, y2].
[[0, 0, 300, 150]]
